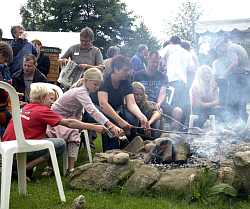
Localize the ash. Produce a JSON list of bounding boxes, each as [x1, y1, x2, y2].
[[138, 126, 250, 171]]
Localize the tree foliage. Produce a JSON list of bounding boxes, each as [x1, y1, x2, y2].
[[121, 22, 160, 57], [165, 0, 202, 46], [20, 0, 159, 56]]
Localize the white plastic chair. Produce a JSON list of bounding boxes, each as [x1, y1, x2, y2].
[[42, 83, 93, 175], [0, 81, 66, 209], [166, 86, 175, 105]]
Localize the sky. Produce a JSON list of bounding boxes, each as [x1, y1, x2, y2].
[[1, 0, 250, 46]]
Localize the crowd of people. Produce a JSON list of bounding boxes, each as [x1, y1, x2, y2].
[[0, 24, 249, 177]]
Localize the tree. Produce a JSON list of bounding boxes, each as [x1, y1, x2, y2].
[[20, 0, 136, 53], [165, 0, 202, 46], [121, 22, 160, 57]]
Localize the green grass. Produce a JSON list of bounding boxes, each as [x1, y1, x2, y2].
[[9, 177, 250, 209], [6, 135, 250, 209]]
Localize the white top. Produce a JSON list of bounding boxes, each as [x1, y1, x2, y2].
[[161, 44, 194, 83]]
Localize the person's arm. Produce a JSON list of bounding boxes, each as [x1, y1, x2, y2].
[[226, 52, 238, 74], [192, 88, 218, 108], [125, 94, 149, 128], [78, 63, 105, 71], [148, 110, 161, 126], [76, 89, 123, 137], [60, 46, 73, 65], [156, 86, 166, 109], [98, 91, 130, 128], [59, 118, 106, 133]]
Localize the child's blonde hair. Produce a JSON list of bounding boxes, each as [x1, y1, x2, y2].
[[71, 67, 103, 88], [131, 81, 148, 103], [30, 83, 54, 103]]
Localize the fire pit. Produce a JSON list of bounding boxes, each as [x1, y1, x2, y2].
[[68, 125, 250, 196]]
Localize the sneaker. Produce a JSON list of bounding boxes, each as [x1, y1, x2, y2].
[[41, 166, 54, 177], [65, 168, 74, 177]]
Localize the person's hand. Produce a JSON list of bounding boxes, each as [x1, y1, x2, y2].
[[109, 125, 124, 138], [19, 101, 27, 107], [79, 64, 89, 70], [96, 65, 105, 71], [139, 116, 150, 129], [60, 58, 68, 66], [94, 125, 107, 134]]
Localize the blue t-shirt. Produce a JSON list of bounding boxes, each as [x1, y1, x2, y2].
[[130, 54, 146, 73], [134, 70, 168, 102]]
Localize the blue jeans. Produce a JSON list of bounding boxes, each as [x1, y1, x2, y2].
[[26, 138, 66, 162]]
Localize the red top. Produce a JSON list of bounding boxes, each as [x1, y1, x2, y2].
[[3, 103, 63, 141]]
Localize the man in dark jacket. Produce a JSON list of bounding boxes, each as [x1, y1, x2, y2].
[[9, 25, 37, 75], [12, 54, 47, 102], [32, 39, 50, 77], [0, 42, 13, 138]]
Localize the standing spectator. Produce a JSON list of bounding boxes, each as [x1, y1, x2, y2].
[[161, 36, 194, 118], [61, 27, 104, 86], [213, 37, 249, 121], [32, 39, 50, 77], [134, 51, 182, 129], [9, 25, 37, 75], [103, 46, 120, 76], [181, 41, 198, 90], [130, 44, 148, 73], [12, 54, 47, 103], [0, 42, 13, 138]]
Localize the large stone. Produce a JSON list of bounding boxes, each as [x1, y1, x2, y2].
[[161, 140, 173, 162], [125, 165, 160, 194], [234, 151, 250, 167], [218, 166, 236, 185], [233, 151, 250, 193], [93, 153, 114, 163], [144, 142, 156, 153], [112, 152, 129, 165], [174, 140, 190, 162], [69, 162, 133, 191], [152, 168, 199, 193], [123, 136, 144, 153]]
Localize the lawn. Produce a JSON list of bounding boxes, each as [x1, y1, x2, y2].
[[7, 135, 250, 209], [9, 176, 250, 209]]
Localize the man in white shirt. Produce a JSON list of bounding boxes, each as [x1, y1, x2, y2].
[[161, 36, 194, 118]]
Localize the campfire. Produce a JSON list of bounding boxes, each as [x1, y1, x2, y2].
[[124, 120, 250, 172]]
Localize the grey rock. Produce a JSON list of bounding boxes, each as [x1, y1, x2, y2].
[[71, 195, 86, 209], [125, 165, 160, 194], [69, 162, 133, 191], [152, 168, 199, 193], [123, 136, 144, 153], [112, 152, 129, 165]]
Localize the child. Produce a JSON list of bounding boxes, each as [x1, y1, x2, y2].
[[47, 68, 123, 171], [2, 82, 107, 173], [127, 81, 161, 139]]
